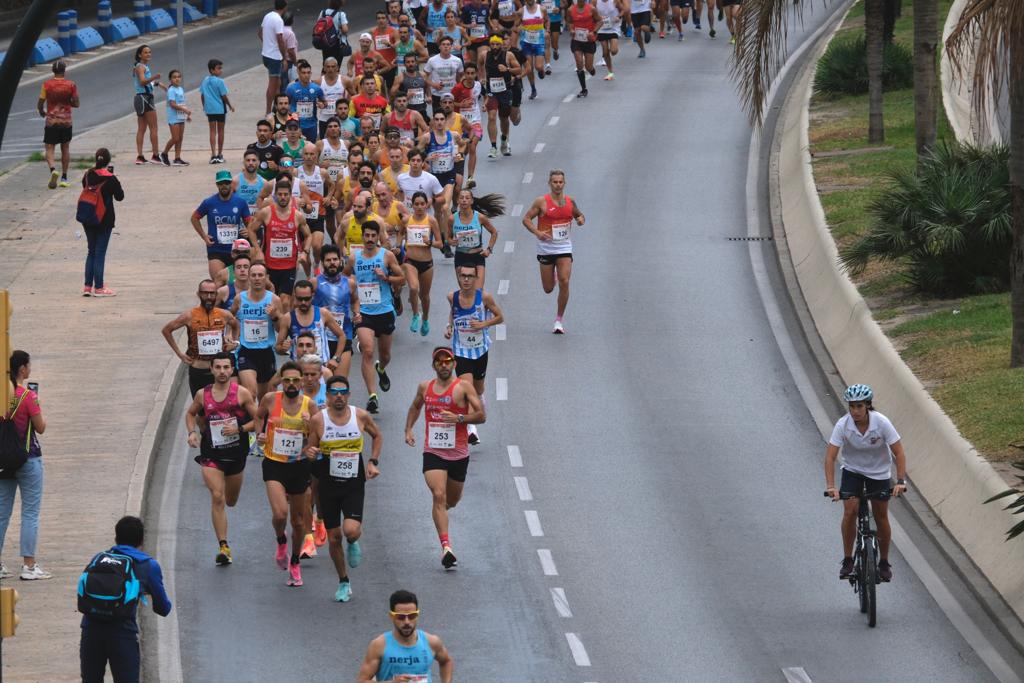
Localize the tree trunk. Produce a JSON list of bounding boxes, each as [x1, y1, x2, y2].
[[912, 0, 938, 169], [1009, 44, 1024, 367], [865, 0, 886, 144]]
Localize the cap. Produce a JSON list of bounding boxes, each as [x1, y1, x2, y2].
[[359, 32, 372, 41], [432, 347, 455, 362], [285, 118, 300, 128], [214, 170, 232, 183], [232, 238, 251, 251], [489, 35, 503, 45], [440, 92, 454, 101], [280, 157, 294, 167]]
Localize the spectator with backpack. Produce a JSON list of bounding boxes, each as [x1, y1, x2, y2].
[[314, 0, 351, 69], [78, 148, 124, 297], [0, 350, 49, 581], [79, 515, 172, 683]]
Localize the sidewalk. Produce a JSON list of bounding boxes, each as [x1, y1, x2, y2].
[[0, 43, 317, 681]]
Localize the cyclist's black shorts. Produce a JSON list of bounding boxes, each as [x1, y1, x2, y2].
[[840, 468, 891, 500]]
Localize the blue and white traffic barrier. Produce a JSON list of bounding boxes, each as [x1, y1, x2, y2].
[[57, 11, 71, 55], [202, 0, 217, 17], [66, 10, 78, 54], [148, 7, 176, 31], [73, 26, 105, 52], [170, 2, 206, 24], [110, 16, 141, 42], [28, 38, 64, 66], [133, 0, 148, 33], [97, 1, 113, 43]]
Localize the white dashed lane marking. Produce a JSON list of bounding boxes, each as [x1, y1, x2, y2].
[[522, 171, 533, 184], [548, 115, 560, 125], [507, 444, 522, 467], [537, 549, 558, 575], [565, 633, 592, 666], [495, 323, 507, 341], [496, 377, 508, 400], [562, 93, 574, 103], [782, 667, 813, 683], [525, 510, 544, 536], [504, 240, 515, 253], [514, 476, 533, 501], [534, 142, 546, 153], [497, 279, 510, 295], [551, 587, 573, 618], [512, 203, 523, 216]]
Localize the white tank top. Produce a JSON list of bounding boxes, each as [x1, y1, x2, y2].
[[297, 165, 325, 220], [320, 407, 363, 479], [319, 76, 347, 122], [596, 0, 620, 31], [632, 0, 652, 12], [320, 138, 349, 182]]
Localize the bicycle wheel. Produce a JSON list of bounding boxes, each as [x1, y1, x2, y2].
[[856, 546, 868, 614], [865, 540, 877, 627]]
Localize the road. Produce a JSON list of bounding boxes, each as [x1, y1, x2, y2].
[[140, 6, 1024, 683], [0, 0, 378, 169]]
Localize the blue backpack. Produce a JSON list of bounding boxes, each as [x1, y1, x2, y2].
[[77, 551, 141, 621]]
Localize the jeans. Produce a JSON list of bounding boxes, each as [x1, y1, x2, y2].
[[0, 456, 43, 559], [84, 226, 113, 288], [80, 626, 141, 683]]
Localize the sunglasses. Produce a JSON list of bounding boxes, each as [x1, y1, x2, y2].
[[434, 357, 454, 366], [280, 377, 302, 385], [327, 387, 350, 395], [294, 296, 312, 302], [389, 610, 420, 620]]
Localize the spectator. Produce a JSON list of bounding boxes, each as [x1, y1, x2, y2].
[[200, 58, 234, 164], [81, 148, 125, 297], [37, 59, 79, 190], [0, 350, 49, 581], [260, 0, 289, 114], [160, 69, 192, 166], [317, 0, 351, 69], [281, 11, 300, 91], [132, 45, 163, 165], [79, 516, 172, 683]]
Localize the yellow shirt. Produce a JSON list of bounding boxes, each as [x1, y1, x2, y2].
[[264, 393, 313, 463]]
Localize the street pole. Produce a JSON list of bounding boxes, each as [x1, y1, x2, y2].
[[0, 0, 59, 147], [0, 291, 10, 412], [176, 0, 185, 72]]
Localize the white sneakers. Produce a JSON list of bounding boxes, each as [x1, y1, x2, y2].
[[19, 564, 53, 580]]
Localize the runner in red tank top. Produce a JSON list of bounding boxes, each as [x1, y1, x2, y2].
[[522, 169, 585, 333], [404, 347, 485, 571], [248, 178, 312, 309], [567, 0, 602, 97]]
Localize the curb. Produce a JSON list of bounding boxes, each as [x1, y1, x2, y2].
[[774, 14, 1024, 622]]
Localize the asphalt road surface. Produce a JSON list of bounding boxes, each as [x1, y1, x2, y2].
[[141, 5, 1024, 683]]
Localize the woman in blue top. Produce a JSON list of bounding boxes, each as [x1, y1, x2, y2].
[[451, 188, 502, 287], [132, 45, 163, 165], [160, 69, 192, 166]]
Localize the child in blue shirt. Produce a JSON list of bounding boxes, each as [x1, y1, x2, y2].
[[160, 69, 191, 166], [200, 59, 234, 164]]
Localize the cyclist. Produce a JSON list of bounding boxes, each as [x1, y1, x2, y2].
[[825, 384, 907, 583]]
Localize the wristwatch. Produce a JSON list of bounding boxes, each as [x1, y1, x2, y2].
[[369, 458, 379, 466], [896, 478, 906, 485], [457, 414, 464, 424]]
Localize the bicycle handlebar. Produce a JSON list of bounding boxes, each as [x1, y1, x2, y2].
[[823, 489, 896, 499]]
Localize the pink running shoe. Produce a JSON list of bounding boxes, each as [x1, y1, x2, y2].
[[91, 288, 117, 297], [287, 562, 303, 586], [275, 542, 288, 570]]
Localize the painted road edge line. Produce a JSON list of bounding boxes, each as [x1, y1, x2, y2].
[[504, 240, 515, 253], [497, 279, 510, 295], [548, 116, 560, 125]]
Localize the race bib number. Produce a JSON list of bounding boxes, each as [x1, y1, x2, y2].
[[243, 318, 269, 342], [349, 244, 363, 260], [272, 427, 303, 459], [407, 226, 431, 246], [551, 221, 571, 241], [523, 29, 542, 44], [209, 417, 239, 447], [374, 34, 391, 50], [304, 201, 321, 220], [216, 223, 238, 244], [270, 237, 294, 259], [358, 282, 382, 305], [329, 450, 359, 478], [573, 28, 590, 42], [458, 325, 483, 349], [489, 77, 507, 93], [331, 307, 345, 327], [327, 163, 344, 182], [196, 329, 223, 355], [400, 127, 415, 143], [369, 112, 382, 129], [427, 422, 455, 449], [602, 16, 616, 30], [431, 151, 454, 173], [461, 107, 481, 124], [470, 24, 486, 38], [297, 101, 315, 119], [407, 88, 425, 105], [498, 0, 514, 15], [455, 227, 479, 248]]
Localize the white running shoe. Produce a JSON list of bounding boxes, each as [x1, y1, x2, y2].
[[552, 320, 565, 334], [20, 564, 53, 580]]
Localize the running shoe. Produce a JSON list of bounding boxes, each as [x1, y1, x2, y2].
[[375, 362, 391, 392], [135, 155, 147, 165], [216, 155, 226, 163], [19, 564, 52, 580], [160, 152, 171, 166], [878, 560, 893, 582], [645, 29, 652, 43], [249, 432, 262, 458], [839, 557, 855, 580], [553, 49, 559, 60], [394, 294, 404, 315], [48, 169, 59, 189], [718, 6, 724, 20], [420, 319, 430, 336], [501, 140, 511, 156], [410, 313, 421, 333], [334, 580, 352, 602], [604, 73, 615, 80], [0, 564, 10, 579], [209, 156, 219, 165], [694, 20, 702, 30], [91, 288, 117, 297], [659, 30, 666, 38], [468, 424, 480, 445], [488, 146, 498, 159], [150, 155, 164, 165], [529, 88, 537, 100], [576, 89, 588, 98], [287, 561, 303, 586], [82, 286, 92, 297], [347, 539, 363, 568], [638, 47, 646, 58], [59, 176, 69, 187], [709, 27, 717, 38], [544, 64, 552, 75], [366, 393, 379, 414], [553, 319, 565, 334], [678, 32, 685, 42], [466, 176, 476, 189], [314, 519, 327, 547], [596, 58, 606, 66], [172, 158, 190, 166], [442, 244, 454, 258], [275, 542, 289, 570], [216, 545, 232, 566], [300, 533, 317, 559], [441, 546, 458, 571], [730, 36, 736, 45]]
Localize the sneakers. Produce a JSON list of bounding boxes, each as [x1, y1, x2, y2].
[[576, 89, 588, 98], [135, 155, 147, 165], [59, 176, 69, 188], [347, 539, 363, 568], [596, 58, 606, 67], [216, 545, 232, 566], [709, 27, 717, 39], [544, 64, 552, 75], [529, 87, 537, 100], [678, 32, 685, 42], [501, 140, 511, 156], [659, 30, 666, 38], [466, 175, 476, 189], [553, 49, 559, 60], [82, 286, 92, 297], [150, 155, 164, 165], [314, 519, 327, 547], [644, 29, 652, 44], [0, 564, 10, 579], [878, 560, 893, 582], [300, 533, 317, 559], [730, 36, 736, 45], [20, 564, 52, 580], [467, 423, 480, 445], [839, 557, 855, 580], [160, 152, 171, 166], [287, 561, 303, 587], [91, 287, 117, 297], [441, 244, 454, 258], [441, 546, 458, 571], [552, 319, 565, 334], [638, 47, 646, 58], [604, 73, 615, 81], [209, 156, 219, 165], [275, 542, 289, 570], [488, 146, 498, 159], [420, 319, 430, 337], [172, 158, 190, 166], [366, 393, 379, 414], [48, 169, 59, 189], [410, 313, 421, 333], [375, 362, 391, 392], [334, 580, 352, 602], [394, 294, 404, 315], [248, 432, 262, 458]]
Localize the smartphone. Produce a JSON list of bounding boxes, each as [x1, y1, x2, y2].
[[27, 381, 38, 394], [107, 165, 114, 173]]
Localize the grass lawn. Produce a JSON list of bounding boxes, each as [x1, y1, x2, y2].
[[808, 0, 1024, 463]]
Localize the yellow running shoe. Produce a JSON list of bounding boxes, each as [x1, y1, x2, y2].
[[216, 545, 232, 566]]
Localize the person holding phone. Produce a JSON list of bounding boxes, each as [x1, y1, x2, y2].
[[81, 148, 125, 297]]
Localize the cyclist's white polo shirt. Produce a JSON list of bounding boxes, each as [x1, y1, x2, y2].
[[828, 410, 900, 480]]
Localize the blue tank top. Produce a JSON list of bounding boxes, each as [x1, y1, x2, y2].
[[312, 378, 327, 409], [426, 4, 447, 42], [236, 173, 265, 211], [452, 289, 490, 359], [290, 307, 330, 363], [313, 273, 353, 341], [426, 130, 455, 176], [133, 63, 152, 94], [237, 290, 275, 349], [377, 630, 434, 682], [354, 248, 394, 316], [218, 281, 236, 311], [453, 210, 483, 253]]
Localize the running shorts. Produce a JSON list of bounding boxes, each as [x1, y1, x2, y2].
[[422, 452, 470, 482], [262, 457, 311, 495], [455, 352, 488, 381]]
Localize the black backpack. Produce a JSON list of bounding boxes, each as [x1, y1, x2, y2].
[[77, 551, 141, 622], [0, 391, 30, 479]]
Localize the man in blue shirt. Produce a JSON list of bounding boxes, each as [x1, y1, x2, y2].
[[285, 58, 326, 143], [192, 170, 253, 278], [80, 516, 172, 683], [200, 58, 234, 164]]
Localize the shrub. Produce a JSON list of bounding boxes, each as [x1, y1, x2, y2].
[[839, 141, 1011, 296], [814, 34, 914, 97]]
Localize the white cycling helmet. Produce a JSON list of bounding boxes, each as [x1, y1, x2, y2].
[[843, 383, 873, 402]]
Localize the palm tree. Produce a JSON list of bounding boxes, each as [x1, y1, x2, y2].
[[946, 0, 1024, 366], [732, 0, 886, 143], [913, 0, 938, 166]]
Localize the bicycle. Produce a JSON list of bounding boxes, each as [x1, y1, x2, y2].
[[824, 483, 892, 628]]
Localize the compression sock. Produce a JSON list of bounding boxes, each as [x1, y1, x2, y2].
[[276, 535, 287, 545], [291, 553, 300, 565], [576, 69, 586, 89], [219, 539, 228, 547]]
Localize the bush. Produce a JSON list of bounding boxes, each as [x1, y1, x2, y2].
[[839, 141, 1011, 296], [814, 34, 914, 97]]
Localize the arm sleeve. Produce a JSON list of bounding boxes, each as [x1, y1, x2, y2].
[[146, 561, 173, 617], [879, 415, 901, 445], [827, 419, 845, 448]]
